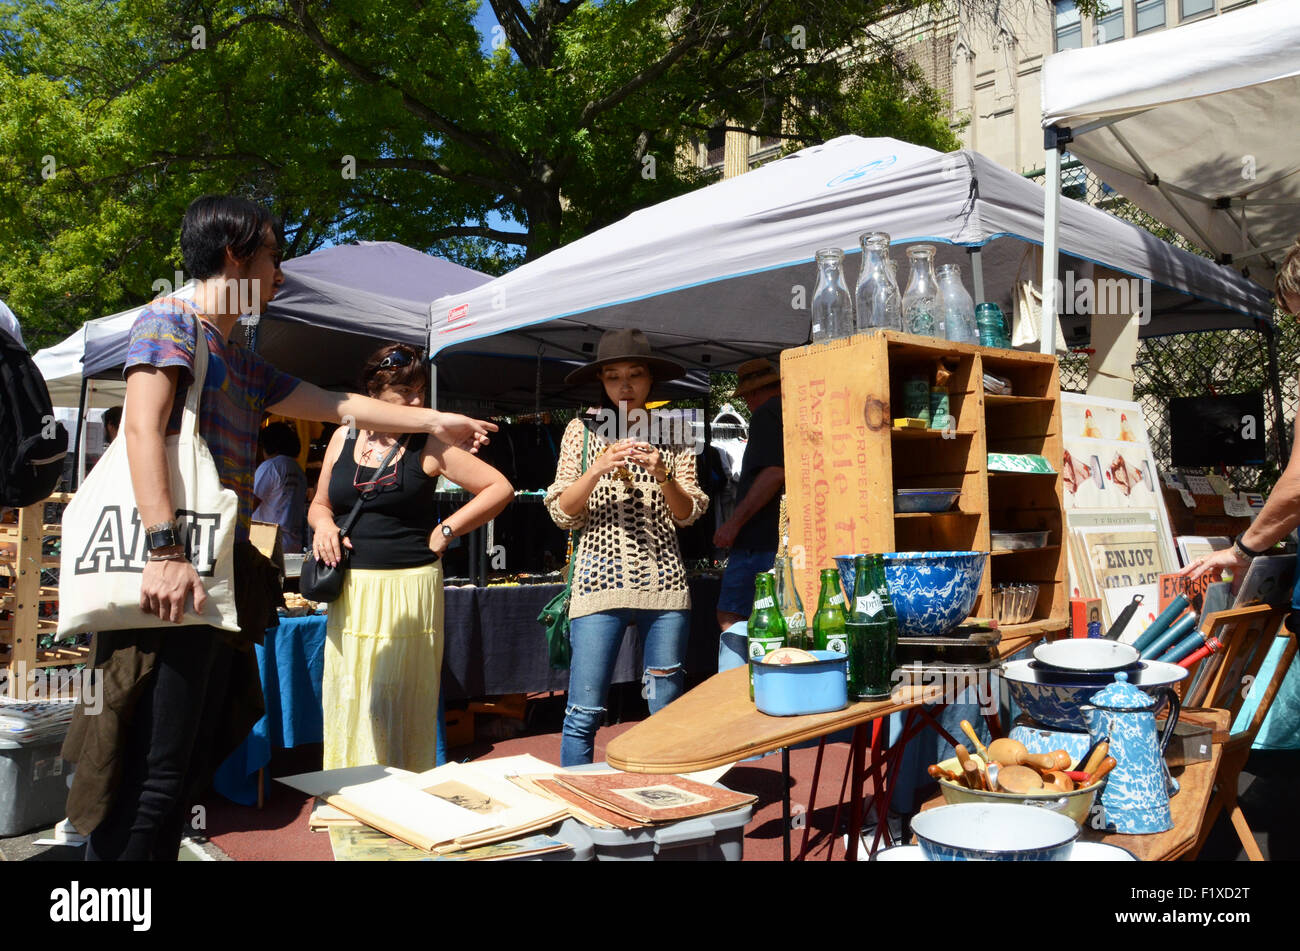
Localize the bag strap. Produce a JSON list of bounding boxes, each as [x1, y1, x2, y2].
[[337, 435, 407, 539], [562, 426, 590, 588]]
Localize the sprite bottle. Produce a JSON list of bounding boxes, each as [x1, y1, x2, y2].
[[813, 568, 848, 655], [846, 555, 894, 700], [774, 554, 811, 650], [747, 572, 788, 700]]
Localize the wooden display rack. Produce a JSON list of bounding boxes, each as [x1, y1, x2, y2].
[[780, 330, 1067, 638], [0, 493, 88, 698]]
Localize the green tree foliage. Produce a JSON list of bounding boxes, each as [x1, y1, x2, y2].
[[2, 0, 975, 349]]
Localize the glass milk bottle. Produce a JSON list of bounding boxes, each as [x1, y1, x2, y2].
[[810, 248, 855, 343], [854, 232, 902, 331], [937, 263, 978, 344], [901, 245, 941, 338]]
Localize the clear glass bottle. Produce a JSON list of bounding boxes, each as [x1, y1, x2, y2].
[[901, 245, 941, 338], [854, 232, 902, 332], [937, 263, 978, 344], [810, 248, 855, 343], [774, 554, 810, 650]]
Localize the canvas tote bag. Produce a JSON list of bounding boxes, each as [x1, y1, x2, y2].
[[1011, 246, 1069, 355], [58, 309, 240, 634]]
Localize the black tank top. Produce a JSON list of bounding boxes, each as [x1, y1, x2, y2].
[[328, 431, 439, 570]]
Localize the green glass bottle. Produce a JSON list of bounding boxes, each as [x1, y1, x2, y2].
[[747, 572, 788, 700], [813, 568, 848, 655], [846, 555, 893, 700], [774, 554, 811, 650]]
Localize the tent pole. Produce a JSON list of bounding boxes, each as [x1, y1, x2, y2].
[[968, 247, 985, 303], [70, 376, 89, 491], [1263, 320, 1289, 465], [1041, 128, 1067, 355]]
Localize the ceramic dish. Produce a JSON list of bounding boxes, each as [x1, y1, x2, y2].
[[991, 530, 1051, 551], [1034, 639, 1140, 673], [750, 650, 848, 716], [911, 803, 1078, 861], [893, 489, 961, 514], [870, 842, 1135, 862]]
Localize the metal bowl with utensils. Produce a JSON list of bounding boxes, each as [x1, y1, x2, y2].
[[993, 583, 1039, 626], [911, 803, 1079, 861], [933, 754, 1102, 826]]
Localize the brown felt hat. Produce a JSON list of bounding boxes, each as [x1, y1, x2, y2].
[[564, 328, 686, 385], [732, 358, 781, 397]]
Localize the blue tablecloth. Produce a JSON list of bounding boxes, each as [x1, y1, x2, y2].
[[214, 614, 329, 806]]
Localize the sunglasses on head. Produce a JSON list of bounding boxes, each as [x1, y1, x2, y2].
[[378, 349, 415, 369]]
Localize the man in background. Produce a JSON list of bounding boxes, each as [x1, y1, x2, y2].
[[252, 421, 308, 553], [714, 358, 785, 664], [102, 405, 122, 444]]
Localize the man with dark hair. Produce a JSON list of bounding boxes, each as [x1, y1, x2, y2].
[[62, 194, 497, 861], [253, 422, 307, 552], [101, 405, 122, 443]]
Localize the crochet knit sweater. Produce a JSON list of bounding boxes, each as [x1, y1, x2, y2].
[[545, 417, 709, 618]]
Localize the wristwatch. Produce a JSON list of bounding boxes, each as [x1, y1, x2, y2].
[[441, 524, 455, 540], [1234, 532, 1265, 560], [656, 463, 674, 485], [145, 521, 180, 552]]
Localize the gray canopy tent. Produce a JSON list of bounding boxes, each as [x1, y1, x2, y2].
[[426, 135, 1273, 382]]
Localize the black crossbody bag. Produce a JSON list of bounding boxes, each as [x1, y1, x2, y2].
[[300, 438, 406, 603]]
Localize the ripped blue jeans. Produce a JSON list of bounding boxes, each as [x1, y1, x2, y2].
[[561, 608, 690, 766]]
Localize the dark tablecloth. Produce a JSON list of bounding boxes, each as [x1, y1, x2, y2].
[[441, 577, 723, 699]]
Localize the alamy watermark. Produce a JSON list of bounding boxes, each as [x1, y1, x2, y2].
[[1048, 270, 1153, 324], [0, 664, 102, 715], [588, 405, 706, 455]]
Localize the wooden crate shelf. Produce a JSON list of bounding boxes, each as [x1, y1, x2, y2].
[[781, 329, 1067, 634]]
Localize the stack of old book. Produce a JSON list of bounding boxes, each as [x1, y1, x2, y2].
[[281, 758, 572, 859], [511, 769, 755, 830]]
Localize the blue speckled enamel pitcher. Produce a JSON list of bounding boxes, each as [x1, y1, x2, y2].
[[1081, 672, 1180, 835]]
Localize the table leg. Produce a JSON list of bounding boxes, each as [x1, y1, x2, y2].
[[826, 739, 854, 861], [845, 724, 868, 862], [797, 738, 827, 861], [781, 747, 792, 863]]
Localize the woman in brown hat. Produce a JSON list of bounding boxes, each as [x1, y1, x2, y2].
[[545, 329, 710, 765]]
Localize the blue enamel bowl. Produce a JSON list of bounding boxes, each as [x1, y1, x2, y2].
[[911, 803, 1078, 861], [835, 551, 987, 638], [751, 650, 849, 716]]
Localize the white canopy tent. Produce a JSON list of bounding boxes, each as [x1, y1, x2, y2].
[[427, 135, 1273, 383], [1039, 1, 1300, 352]]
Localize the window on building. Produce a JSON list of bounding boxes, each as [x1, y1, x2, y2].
[[1054, 0, 1083, 50], [1095, 0, 1126, 43], [706, 125, 725, 167], [1136, 0, 1166, 33], [1180, 0, 1215, 18]]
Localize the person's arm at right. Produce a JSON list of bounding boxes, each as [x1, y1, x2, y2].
[[306, 427, 351, 567], [123, 365, 208, 622], [268, 381, 497, 454], [1183, 419, 1300, 581]]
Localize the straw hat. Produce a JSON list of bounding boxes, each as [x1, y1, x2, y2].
[[564, 328, 686, 385], [732, 358, 781, 397]]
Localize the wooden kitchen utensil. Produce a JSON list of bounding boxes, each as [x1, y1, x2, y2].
[[996, 765, 1044, 794]]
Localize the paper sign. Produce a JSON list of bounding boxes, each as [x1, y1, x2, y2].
[[1159, 571, 1212, 613]]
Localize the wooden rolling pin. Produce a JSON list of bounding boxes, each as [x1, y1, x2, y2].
[[1082, 741, 1110, 777], [1087, 756, 1118, 786], [960, 720, 990, 762], [928, 764, 963, 784]]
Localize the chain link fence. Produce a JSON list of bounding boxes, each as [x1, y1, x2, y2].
[[1027, 161, 1293, 492]]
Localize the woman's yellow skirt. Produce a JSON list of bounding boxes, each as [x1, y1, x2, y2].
[[323, 561, 444, 772]]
